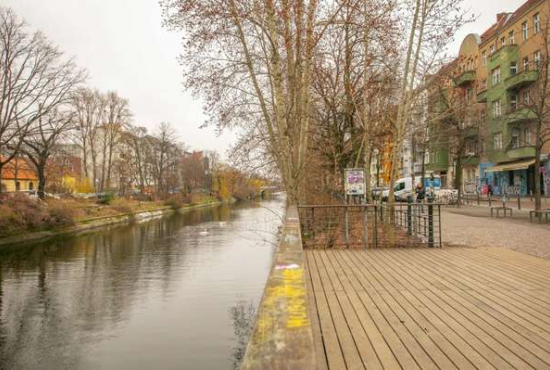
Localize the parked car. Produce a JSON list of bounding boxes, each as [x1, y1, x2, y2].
[[381, 175, 454, 202], [371, 187, 388, 200]]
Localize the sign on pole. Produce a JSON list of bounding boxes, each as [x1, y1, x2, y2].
[[345, 168, 366, 196]]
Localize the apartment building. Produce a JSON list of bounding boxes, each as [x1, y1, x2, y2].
[[428, 0, 550, 196]]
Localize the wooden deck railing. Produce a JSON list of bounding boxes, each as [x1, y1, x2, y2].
[[240, 206, 318, 370]]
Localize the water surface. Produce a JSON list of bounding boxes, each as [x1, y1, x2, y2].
[[0, 198, 284, 370]]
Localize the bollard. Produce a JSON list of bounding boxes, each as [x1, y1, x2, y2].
[[488, 194, 492, 207], [428, 196, 434, 248], [407, 197, 412, 236], [477, 192, 480, 205], [517, 193, 521, 210]]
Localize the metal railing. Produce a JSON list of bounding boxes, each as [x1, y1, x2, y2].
[[297, 200, 442, 249]]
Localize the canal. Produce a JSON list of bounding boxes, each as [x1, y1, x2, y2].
[[0, 197, 285, 370]]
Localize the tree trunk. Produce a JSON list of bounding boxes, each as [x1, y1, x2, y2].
[[37, 164, 47, 200], [455, 154, 463, 207], [535, 132, 542, 211]]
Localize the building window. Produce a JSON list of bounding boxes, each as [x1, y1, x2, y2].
[[509, 30, 515, 45], [15, 181, 21, 191], [490, 45, 496, 55], [523, 56, 530, 71], [482, 51, 487, 66], [510, 61, 518, 75], [491, 67, 501, 86], [534, 13, 540, 33], [511, 128, 520, 148], [29, 182, 34, 191], [510, 94, 518, 110], [501, 36, 506, 47], [493, 99, 502, 118], [535, 50, 541, 69], [523, 90, 531, 105], [524, 127, 532, 145], [494, 133, 503, 150], [522, 21, 529, 41]]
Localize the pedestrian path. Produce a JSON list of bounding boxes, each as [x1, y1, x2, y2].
[[306, 247, 550, 370]]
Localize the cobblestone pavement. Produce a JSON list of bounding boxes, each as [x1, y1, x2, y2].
[[441, 206, 550, 260]]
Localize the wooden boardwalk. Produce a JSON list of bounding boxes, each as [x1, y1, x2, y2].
[[306, 247, 550, 370]]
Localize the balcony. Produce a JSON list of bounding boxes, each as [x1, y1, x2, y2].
[[505, 106, 536, 124], [462, 154, 480, 166], [507, 146, 536, 159], [489, 44, 518, 64], [476, 88, 488, 102], [506, 70, 539, 90], [454, 70, 476, 87]]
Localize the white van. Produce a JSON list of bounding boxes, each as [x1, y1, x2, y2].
[[382, 176, 443, 201]]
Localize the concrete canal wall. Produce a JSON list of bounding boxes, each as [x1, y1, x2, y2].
[[240, 206, 318, 370]]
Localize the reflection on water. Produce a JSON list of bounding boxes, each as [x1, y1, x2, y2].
[[0, 197, 284, 370], [229, 300, 256, 370]]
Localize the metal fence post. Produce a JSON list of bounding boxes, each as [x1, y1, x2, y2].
[[363, 206, 369, 249], [344, 206, 349, 247], [428, 196, 434, 248], [373, 205, 378, 248], [407, 197, 412, 236]]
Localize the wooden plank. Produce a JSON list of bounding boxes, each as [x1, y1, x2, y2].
[[312, 251, 401, 370], [305, 256, 329, 370], [314, 252, 365, 369], [355, 250, 515, 370], [375, 250, 550, 369], [307, 251, 347, 370], [344, 250, 499, 370], [330, 250, 458, 370], [327, 251, 421, 370], [416, 249, 550, 334], [320, 252, 385, 370]]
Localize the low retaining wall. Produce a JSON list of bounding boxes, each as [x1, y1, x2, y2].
[[0, 201, 221, 248], [240, 206, 317, 370]]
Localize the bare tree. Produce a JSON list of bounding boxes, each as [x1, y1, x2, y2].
[[162, 0, 349, 204], [0, 7, 85, 192], [387, 0, 473, 204], [150, 122, 179, 197], [521, 4, 550, 211], [99, 91, 131, 192], [71, 88, 105, 190], [21, 108, 75, 198]]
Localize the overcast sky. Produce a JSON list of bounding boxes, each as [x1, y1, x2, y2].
[[1, 0, 528, 158]]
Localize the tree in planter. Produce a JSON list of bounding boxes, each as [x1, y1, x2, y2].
[[0, 8, 85, 193]]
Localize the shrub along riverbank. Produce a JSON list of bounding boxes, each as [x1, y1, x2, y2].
[[0, 193, 221, 241]]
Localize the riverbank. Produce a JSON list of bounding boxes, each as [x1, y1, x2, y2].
[[0, 200, 223, 248]]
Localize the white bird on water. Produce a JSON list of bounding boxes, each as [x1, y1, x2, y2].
[[199, 229, 209, 236]]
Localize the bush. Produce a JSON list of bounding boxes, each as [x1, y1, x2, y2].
[[110, 199, 133, 214], [99, 193, 115, 205], [47, 202, 77, 226], [4, 194, 50, 230], [164, 194, 190, 210], [0, 204, 25, 237]]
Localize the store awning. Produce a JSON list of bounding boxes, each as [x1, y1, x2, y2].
[[485, 158, 535, 173]]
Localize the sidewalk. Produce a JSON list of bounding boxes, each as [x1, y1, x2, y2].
[[441, 205, 550, 260], [462, 194, 550, 211]]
